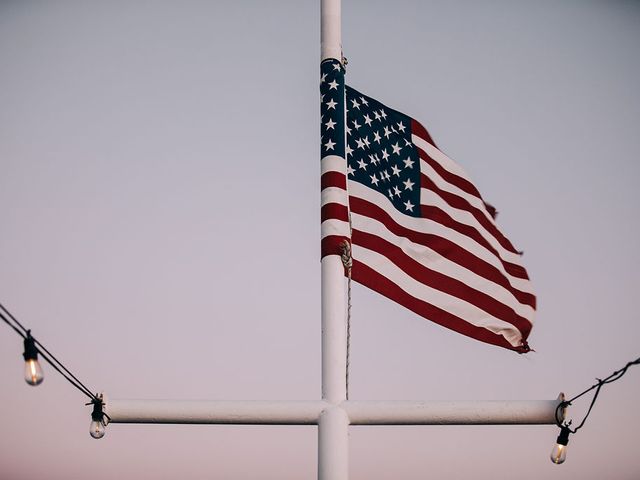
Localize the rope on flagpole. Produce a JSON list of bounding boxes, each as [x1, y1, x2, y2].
[[339, 50, 352, 401], [340, 240, 353, 400]]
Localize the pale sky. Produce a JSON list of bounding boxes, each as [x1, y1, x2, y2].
[[1, 1, 639, 479]]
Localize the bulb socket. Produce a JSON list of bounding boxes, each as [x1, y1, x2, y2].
[[23, 332, 39, 361], [556, 426, 571, 446], [91, 400, 105, 422]]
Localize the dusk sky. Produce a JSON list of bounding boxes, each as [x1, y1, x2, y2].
[[1, 1, 639, 479]]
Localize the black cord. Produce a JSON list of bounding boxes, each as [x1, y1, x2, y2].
[[0, 309, 27, 339], [32, 337, 97, 400], [556, 356, 640, 433], [0, 305, 98, 402], [0, 302, 30, 336]]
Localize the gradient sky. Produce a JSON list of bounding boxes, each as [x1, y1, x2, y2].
[[1, 1, 639, 479]]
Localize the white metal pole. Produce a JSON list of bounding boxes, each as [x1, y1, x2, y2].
[[320, 0, 346, 404], [104, 399, 328, 425], [318, 406, 350, 480], [344, 397, 565, 425], [320, 0, 349, 479], [321, 258, 348, 404], [103, 396, 565, 426], [321, 0, 342, 62]]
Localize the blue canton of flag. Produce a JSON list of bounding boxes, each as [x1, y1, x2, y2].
[[345, 86, 421, 218], [320, 59, 350, 258], [320, 60, 345, 159]]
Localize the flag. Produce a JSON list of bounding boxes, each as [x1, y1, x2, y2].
[[320, 59, 534, 353]]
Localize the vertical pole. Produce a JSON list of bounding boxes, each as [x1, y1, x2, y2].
[[318, 406, 350, 479], [321, 258, 348, 404], [320, 0, 349, 479], [321, 0, 342, 63]]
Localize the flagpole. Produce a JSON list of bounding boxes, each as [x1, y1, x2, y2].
[[320, 0, 349, 479]]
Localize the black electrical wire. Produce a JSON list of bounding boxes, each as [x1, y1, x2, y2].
[[556, 356, 640, 433], [0, 308, 27, 339], [33, 341, 98, 401], [0, 308, 96, 400], [0, 304, 99, 402], [31, 335, 97, 400], [0, 309, 97, 401]]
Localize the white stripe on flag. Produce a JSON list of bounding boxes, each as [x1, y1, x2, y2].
[[351, 210, 535, 321], [420, 186, 523, 265], [352, 244, 525, 347], [412, 135, 476, 187], [321, 187, 349, 208], [321, 155, 347, 175], [321, 218, 351, 238], [348, 181, 533, 294], [419, 159, 497, 227]]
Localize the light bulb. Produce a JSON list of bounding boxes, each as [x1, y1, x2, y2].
[[23, 332, 44, 386], [550, 443, 567, 464], [90, 419, 106, 439], [24, 358, 44, 386], [550, 426, 571, 465], [89, 399, 106, 439]]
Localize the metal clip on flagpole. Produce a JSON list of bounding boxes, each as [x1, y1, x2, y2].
[[101, 1, 564, 479]]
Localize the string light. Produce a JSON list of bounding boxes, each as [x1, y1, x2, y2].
[[2, 300, 639, 457], [551, 356, 640, 465], [550, 425, 570, 464], [23, 331, 44, 386], [1, 302, 106, 438], [88, 396, 108, 439]]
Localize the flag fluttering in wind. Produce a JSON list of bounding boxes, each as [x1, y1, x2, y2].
[[320, 59, 535, 353]]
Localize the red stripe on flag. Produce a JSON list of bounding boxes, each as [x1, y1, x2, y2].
[[416, 145, 484, 200], [421, 174, 521, 258], [349, 196, 535, 307], [351, 260, 530, 353], [321, 203, 349, 223], [322, 235, 350, 259], [352, 229, 532, 334], [419, 202, 523, 277], [411, 118, 437, 149], [321, 171, 346, 190]]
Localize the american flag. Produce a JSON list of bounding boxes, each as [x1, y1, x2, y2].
[[320, 59, 534, 353]]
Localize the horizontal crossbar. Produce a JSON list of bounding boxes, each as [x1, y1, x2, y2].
[[103, 394, 564, 426]]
